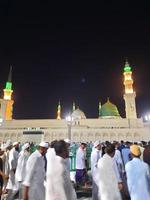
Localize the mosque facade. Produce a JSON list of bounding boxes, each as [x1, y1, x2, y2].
[[0, 62, 150, 143]]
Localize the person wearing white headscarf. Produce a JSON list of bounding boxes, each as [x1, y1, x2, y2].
[[46, 140, 76, 200]]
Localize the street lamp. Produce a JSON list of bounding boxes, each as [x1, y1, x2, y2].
[[66, 115, 73, 141]]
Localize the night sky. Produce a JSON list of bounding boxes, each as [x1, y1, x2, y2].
[[0, 1, 150, 119]]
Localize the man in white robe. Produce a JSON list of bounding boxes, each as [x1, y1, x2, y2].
[[46, 140, 76, 200], [91, 140, 102, 200], [2, 141, 12, 193], [23, 142, 48, 200], [97, 144, 122, 200], [75, 142, 88, 186], [125, 144, 150, 200], [6, 142, 19, 200], [14, 143, 30, 199]]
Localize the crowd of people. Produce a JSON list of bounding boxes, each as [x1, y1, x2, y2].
[[0, 139, 149, 200]]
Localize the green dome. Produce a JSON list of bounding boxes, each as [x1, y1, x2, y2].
[[99, 99, 120, 118]]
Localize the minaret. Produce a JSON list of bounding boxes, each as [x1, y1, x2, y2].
[[72, 102, 76, 112], [98, 101, 101, 118], [123, 60, 137, 119], [56, 101, 61, 120], [3, 66, 14, 120]]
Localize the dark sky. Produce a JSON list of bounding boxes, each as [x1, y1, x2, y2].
[[0, 1, 150, 119]]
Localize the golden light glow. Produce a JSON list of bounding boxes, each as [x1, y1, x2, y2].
[[5, 100, 14, 120], [123, 70, 134, 94], [3, 89, 13, 100]]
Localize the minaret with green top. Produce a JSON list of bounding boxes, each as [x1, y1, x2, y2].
[[2, 66, 14, 120], [123, 60, 137, 118], [56, 101, 61, 120], [3, 66, 13, 100]]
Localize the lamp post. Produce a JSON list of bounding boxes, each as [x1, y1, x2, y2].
[[66, 115, 73, 141]]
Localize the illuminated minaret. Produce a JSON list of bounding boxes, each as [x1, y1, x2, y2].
[[123, 60, 137, 119], [4, 66, 13, 100], [98, 101, 101, 118], [2, 66, 14, 120], [72, 102, 76, 112], [56, 101, 61, 120]]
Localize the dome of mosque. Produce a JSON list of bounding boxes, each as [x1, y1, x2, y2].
[[72, 108, 86, 119], [99, 98, 120, 118]]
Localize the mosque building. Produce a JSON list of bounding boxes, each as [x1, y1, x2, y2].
[[0, 61, 149, 143]]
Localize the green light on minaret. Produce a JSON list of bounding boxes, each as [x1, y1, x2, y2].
[[5, 82, 12, 90], [124, 61, 131, 72]]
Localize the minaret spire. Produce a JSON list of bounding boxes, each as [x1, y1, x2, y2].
[[56, 101, 61, 120], [8, 66, 12, 82], [123, 60, 137, 118], [98, 101, 101, 118], [72, 101, 76, 112]]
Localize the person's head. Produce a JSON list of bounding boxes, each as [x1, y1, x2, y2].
[[22, 143, 30, 152], [130, 145, 141, 158], [64, 138, 71, 148], [113, 141, 119, 149], [50, 140, 57, 148], [105, 144, 115, 158], [125, 141, 130, 147], [5, 140, 12, 151], [94, 141, 101, 150], [53, 140, 69, 159], [80, 142, 87, 150], [38, 142, 49, 156], [120, 140, 124, 145], [13, 142, 19, 151]]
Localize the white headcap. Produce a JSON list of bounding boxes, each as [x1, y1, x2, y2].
[[94, 140, 100, 148], [39, 141, 49, 148], [22, 143, 30, 151], [5, 140, 12, 148], [64, 138, 71, 144], [13, 142, 19, 146]]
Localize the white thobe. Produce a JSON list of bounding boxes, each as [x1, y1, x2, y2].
[[23, 150, 46, 200], [6, 147, 19, 190], [121, 147, 130, 165], [76, 147, 86, 169], [46, 149, 76, 200], [114, 149, 124, 174], [14, 150, 30, 191], [91, 149, 102, 179], [125, 158, 150, 200], [91, 149, 102, 200], [4, 150, 10, 176], [97, 154, 122, 200]]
